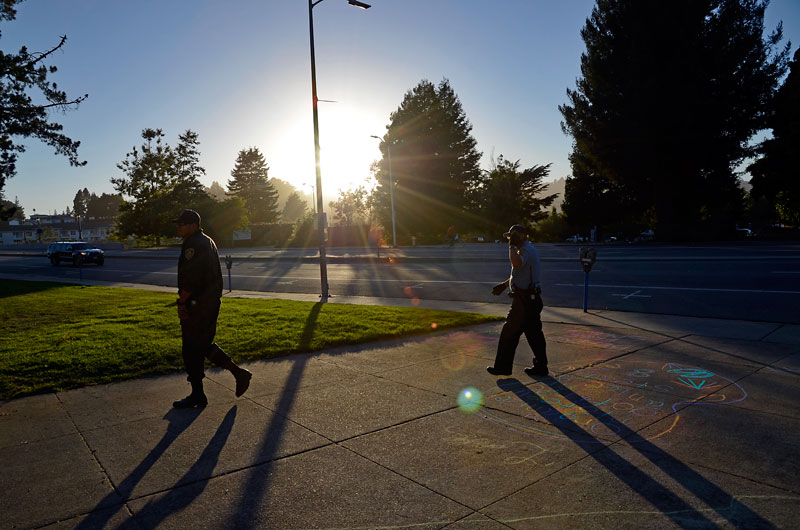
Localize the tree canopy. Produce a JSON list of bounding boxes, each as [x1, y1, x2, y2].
[[0, 0, 87, 219], [112, 128, 210, 241], [282, 191, 308, 224], [372, 79, 481, 239], [560, 0, 789, 240], [469, 156, 557, 236], [329, 186, 370, 227], [227, 147, 279, 225], [749, 47, 800, 226]]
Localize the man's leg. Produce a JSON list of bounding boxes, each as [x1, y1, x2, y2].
[[203, 300, 252, 397], [490, 296, 526, 374], [523, 295, 548, 376], [174, 321, 209, 408]]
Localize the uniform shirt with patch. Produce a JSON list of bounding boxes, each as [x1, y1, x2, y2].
[[178, 229, 223, 302], [509, 239, 541, 292]]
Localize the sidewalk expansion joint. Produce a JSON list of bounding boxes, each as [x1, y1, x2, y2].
[[758, 324, 786, 342], [53, 392, 131, 516]]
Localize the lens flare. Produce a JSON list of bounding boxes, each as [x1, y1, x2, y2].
[[458, 387, 483, 413], [403, 286, 414, 297], [431, 322, 437, 329]]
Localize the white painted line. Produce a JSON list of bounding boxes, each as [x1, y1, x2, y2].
[[411, 283, 425, 289], [91, 268, 496, 285], [547, 269, 601, 272], [611, 290, 651, 299], [556, 283, 800, 295]]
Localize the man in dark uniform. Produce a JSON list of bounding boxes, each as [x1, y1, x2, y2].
[[487, 224, 548, 377], [172, 209, 252, 408]]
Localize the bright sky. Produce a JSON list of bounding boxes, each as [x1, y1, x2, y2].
[[3, 0, 799, 215]]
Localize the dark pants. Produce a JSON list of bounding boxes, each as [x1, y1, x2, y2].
[[180, 299, 232, 383], [493, 292, 547, 372]]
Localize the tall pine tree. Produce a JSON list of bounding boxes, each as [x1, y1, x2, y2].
[[560, 0, 789, 240], [227, 148, 279, 225], [372, 79, 481, 239], [749, 48, 800, 225], [112, 128, 209, 241]]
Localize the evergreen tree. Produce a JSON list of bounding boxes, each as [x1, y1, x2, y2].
[[282, 191, 308, 224], [470, 156, 557, 235], [227, 148, 279, 224], [560, 0, 789, 240], [372, 79, 481, 239], [749, 48, 800, 225], [206, 181, 228, 202], [86, 192, 122, 219], [112, 128, 208, 241], [172, 130, 209, 206], [72, 188, 90, 217], [0, 0, 87, 219]]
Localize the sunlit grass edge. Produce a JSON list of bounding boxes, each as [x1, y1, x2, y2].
[[0, 280, 502, 400]]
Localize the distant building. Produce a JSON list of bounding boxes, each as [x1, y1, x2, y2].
[[0, 215, 116, 245]]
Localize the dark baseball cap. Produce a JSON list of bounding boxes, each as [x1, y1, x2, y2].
[[503, 224, 527, 238], [172, 209, 201, 225]]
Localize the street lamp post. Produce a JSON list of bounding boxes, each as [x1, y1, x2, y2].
[[371, 135, 397, 247], [308, 0, 370, 300]]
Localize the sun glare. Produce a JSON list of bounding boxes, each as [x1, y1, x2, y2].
[[318, 104, 383, 193], [258, 103, 383, 198]]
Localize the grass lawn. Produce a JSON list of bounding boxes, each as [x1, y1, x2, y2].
[[0, 280, 501, 400]]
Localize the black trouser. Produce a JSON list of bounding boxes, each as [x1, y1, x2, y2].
[[493, 291, 547, 372], [180, 299, 232, 383]]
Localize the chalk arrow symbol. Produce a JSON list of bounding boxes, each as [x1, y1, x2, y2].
[[677, 377, 707, 390]]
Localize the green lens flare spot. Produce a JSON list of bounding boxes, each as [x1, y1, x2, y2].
[[458, 387, 483, 413]]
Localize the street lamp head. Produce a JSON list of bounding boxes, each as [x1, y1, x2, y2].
[[348, 0, 371, 9]]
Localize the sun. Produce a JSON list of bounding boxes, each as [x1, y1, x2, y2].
[[317, 103, 384, 194]]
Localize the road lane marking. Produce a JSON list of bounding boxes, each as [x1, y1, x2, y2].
[[66, 268, 496, 284], [556, 283, 800, 295], [612, 290, 651, 299]]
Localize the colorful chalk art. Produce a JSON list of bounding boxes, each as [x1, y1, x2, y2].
[[475, 361, 747, 443]]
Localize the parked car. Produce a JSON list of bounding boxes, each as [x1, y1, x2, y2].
[[565, 235, 584, 243], [47, 241, 105, 266]]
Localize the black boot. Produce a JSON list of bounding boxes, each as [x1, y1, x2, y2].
[[209, 344, 252, 398], [173, 380, 208, 408]]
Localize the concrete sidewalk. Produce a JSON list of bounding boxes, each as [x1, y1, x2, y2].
[[1, 285, 799, 529]]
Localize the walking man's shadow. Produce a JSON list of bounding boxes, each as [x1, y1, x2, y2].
[[497, 378, 774, 529], [76, 406, 237, 529]]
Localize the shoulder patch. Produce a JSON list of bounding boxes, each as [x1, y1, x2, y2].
[[184, 248, 195, 260]]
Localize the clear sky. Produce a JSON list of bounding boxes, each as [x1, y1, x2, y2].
[[3, 0, 799, 216]]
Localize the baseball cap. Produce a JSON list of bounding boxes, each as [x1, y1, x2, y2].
[[503, 224, 527, 239], [172, 209, 201, 225]]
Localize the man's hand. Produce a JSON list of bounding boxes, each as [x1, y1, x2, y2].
[[492, 282, 507, 296], [177, 304, 190, 321]]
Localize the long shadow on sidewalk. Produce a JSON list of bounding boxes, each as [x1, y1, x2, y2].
[[230, 302, 323, 529], [75, 407, 205, 529], [118, 406, 238, 529], [498, 378, 775, 529]]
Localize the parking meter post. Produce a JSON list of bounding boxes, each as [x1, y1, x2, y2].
[[225, 255, 233, 293], [579, 247, 597, 313], [583, 271, 589, 312]]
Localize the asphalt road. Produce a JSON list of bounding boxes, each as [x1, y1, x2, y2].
[[2, 242, 799, 323]]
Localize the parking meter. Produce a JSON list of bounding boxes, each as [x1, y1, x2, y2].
[[579, 247, 597, 312], [225, 255, 233, 292], [580, 247, 597, 273]]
